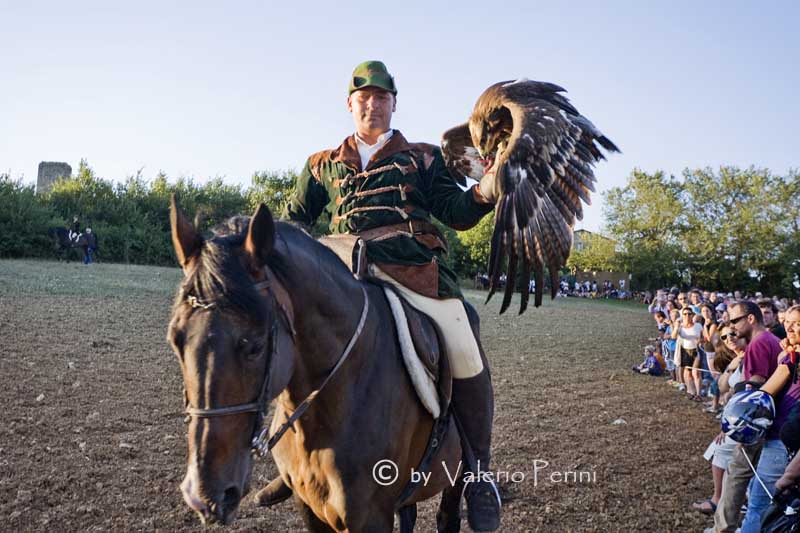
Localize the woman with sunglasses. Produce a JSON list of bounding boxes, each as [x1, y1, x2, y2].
[[692, 322, 745, 515], [673, 306, 705, 400]]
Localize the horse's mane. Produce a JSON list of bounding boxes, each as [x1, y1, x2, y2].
[[175, 215, 356, 321]]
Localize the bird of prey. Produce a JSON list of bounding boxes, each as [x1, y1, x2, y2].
[[441, 79, 619, 314]]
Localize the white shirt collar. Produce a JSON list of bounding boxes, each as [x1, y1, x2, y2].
[[355, 130, 393, 169]]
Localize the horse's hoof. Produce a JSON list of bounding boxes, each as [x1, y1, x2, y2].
[[254, 477, 292, 507]]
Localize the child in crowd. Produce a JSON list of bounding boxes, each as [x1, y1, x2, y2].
[[632, 345, 663, 376]]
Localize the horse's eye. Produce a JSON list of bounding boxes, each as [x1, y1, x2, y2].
[[238, 337, 263, 360]]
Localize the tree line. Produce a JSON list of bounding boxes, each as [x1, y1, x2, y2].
[[580, 167, 799, 297], [0, 160, 487, 277], [2, 161, 797, 296]]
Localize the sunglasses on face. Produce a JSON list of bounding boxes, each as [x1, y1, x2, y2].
[[729, 315, 748, 325], [721, 333, 737, 341]]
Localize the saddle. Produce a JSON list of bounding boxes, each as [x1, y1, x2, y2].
[[318, 234, 452, 418]]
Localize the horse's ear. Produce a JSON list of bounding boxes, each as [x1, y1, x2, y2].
[[245, 203, 275, 267], [170, 194, 201, 269]]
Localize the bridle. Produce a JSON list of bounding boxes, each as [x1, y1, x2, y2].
[[182, 266, 369, 457]]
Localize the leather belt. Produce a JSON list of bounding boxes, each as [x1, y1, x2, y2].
[[356, 220, 448, 253]]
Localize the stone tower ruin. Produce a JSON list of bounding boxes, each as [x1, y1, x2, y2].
[[37, 162, 72, 194]]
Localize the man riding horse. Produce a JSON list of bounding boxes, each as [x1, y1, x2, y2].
[[261, 61, 502, 530]]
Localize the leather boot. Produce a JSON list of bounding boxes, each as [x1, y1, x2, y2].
[[451, 369, 501, 532], [254, 477, 292, 507]]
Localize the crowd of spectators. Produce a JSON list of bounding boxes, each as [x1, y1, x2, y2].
[[639, 287, 800, 531], [472, 274, 631, 299]]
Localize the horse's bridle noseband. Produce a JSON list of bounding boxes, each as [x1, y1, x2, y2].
[[183, 266, 369, 457]]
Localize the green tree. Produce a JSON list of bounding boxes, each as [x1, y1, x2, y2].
[[567, 231, 619, 273], [456, 214, 495, 275], [603, 169, 686, 289], [247, 169, 297, 215], [681, 166, 785, 292], [0, 174, 59, 257]]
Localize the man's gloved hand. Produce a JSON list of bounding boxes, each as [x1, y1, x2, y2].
[[477, 170, 499, 204]]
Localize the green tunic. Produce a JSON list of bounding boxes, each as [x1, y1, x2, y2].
[[285, 130, 493, 299]]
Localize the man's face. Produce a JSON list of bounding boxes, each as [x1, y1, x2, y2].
[[786, 310, 800, 346], [760, 306, 775, 327], [703, 291, 711, 301], [677, 293, 687, 306], [690, 292, 700, 305], [729, 305, 755, 342], [347, 87, 395, 138]]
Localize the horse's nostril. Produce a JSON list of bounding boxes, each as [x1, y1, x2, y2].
[[222, 486, 240, 508]]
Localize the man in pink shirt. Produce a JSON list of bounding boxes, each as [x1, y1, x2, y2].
[[733, 300, 783, 385], [712, 300, 784, 532]]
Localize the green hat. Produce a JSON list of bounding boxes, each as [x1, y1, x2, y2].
[[348, 60, 397, 95]]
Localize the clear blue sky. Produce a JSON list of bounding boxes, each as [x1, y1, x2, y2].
[[2, 1, 797, 232]]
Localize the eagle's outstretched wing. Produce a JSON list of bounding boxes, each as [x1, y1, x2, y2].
[[442, 79, 619, 314]]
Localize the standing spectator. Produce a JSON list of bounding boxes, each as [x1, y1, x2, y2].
[[712, 301, 784, 532], [674, 306, 704, 400], [649, 290, 669, 315], [688, 290, 704, 316], [758, 297, 787, 340], [733, 300, 783, 386], [694, 323, 745, 516], [701, 304, 720, 374], [665, 309, 681, 386], [777, 303, 787, 327], [677, 291, 688, 309], [737, 305, 800, 532]]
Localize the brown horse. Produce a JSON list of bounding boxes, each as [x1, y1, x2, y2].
[[168, 198, 490, 531]]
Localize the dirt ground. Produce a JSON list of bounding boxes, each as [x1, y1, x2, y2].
[[0, 259, 719, 532]]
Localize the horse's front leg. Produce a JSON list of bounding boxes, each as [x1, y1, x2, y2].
[[398, 504, 417, 533], [437, 477, 464, 533]]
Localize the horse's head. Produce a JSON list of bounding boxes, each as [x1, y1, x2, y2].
[[167, 196, 295, 525]]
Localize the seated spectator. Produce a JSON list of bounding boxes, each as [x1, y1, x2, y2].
[[632, 345, 663, 376]]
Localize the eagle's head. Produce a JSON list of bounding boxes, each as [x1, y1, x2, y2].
[[468, 105, 512, 168]]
